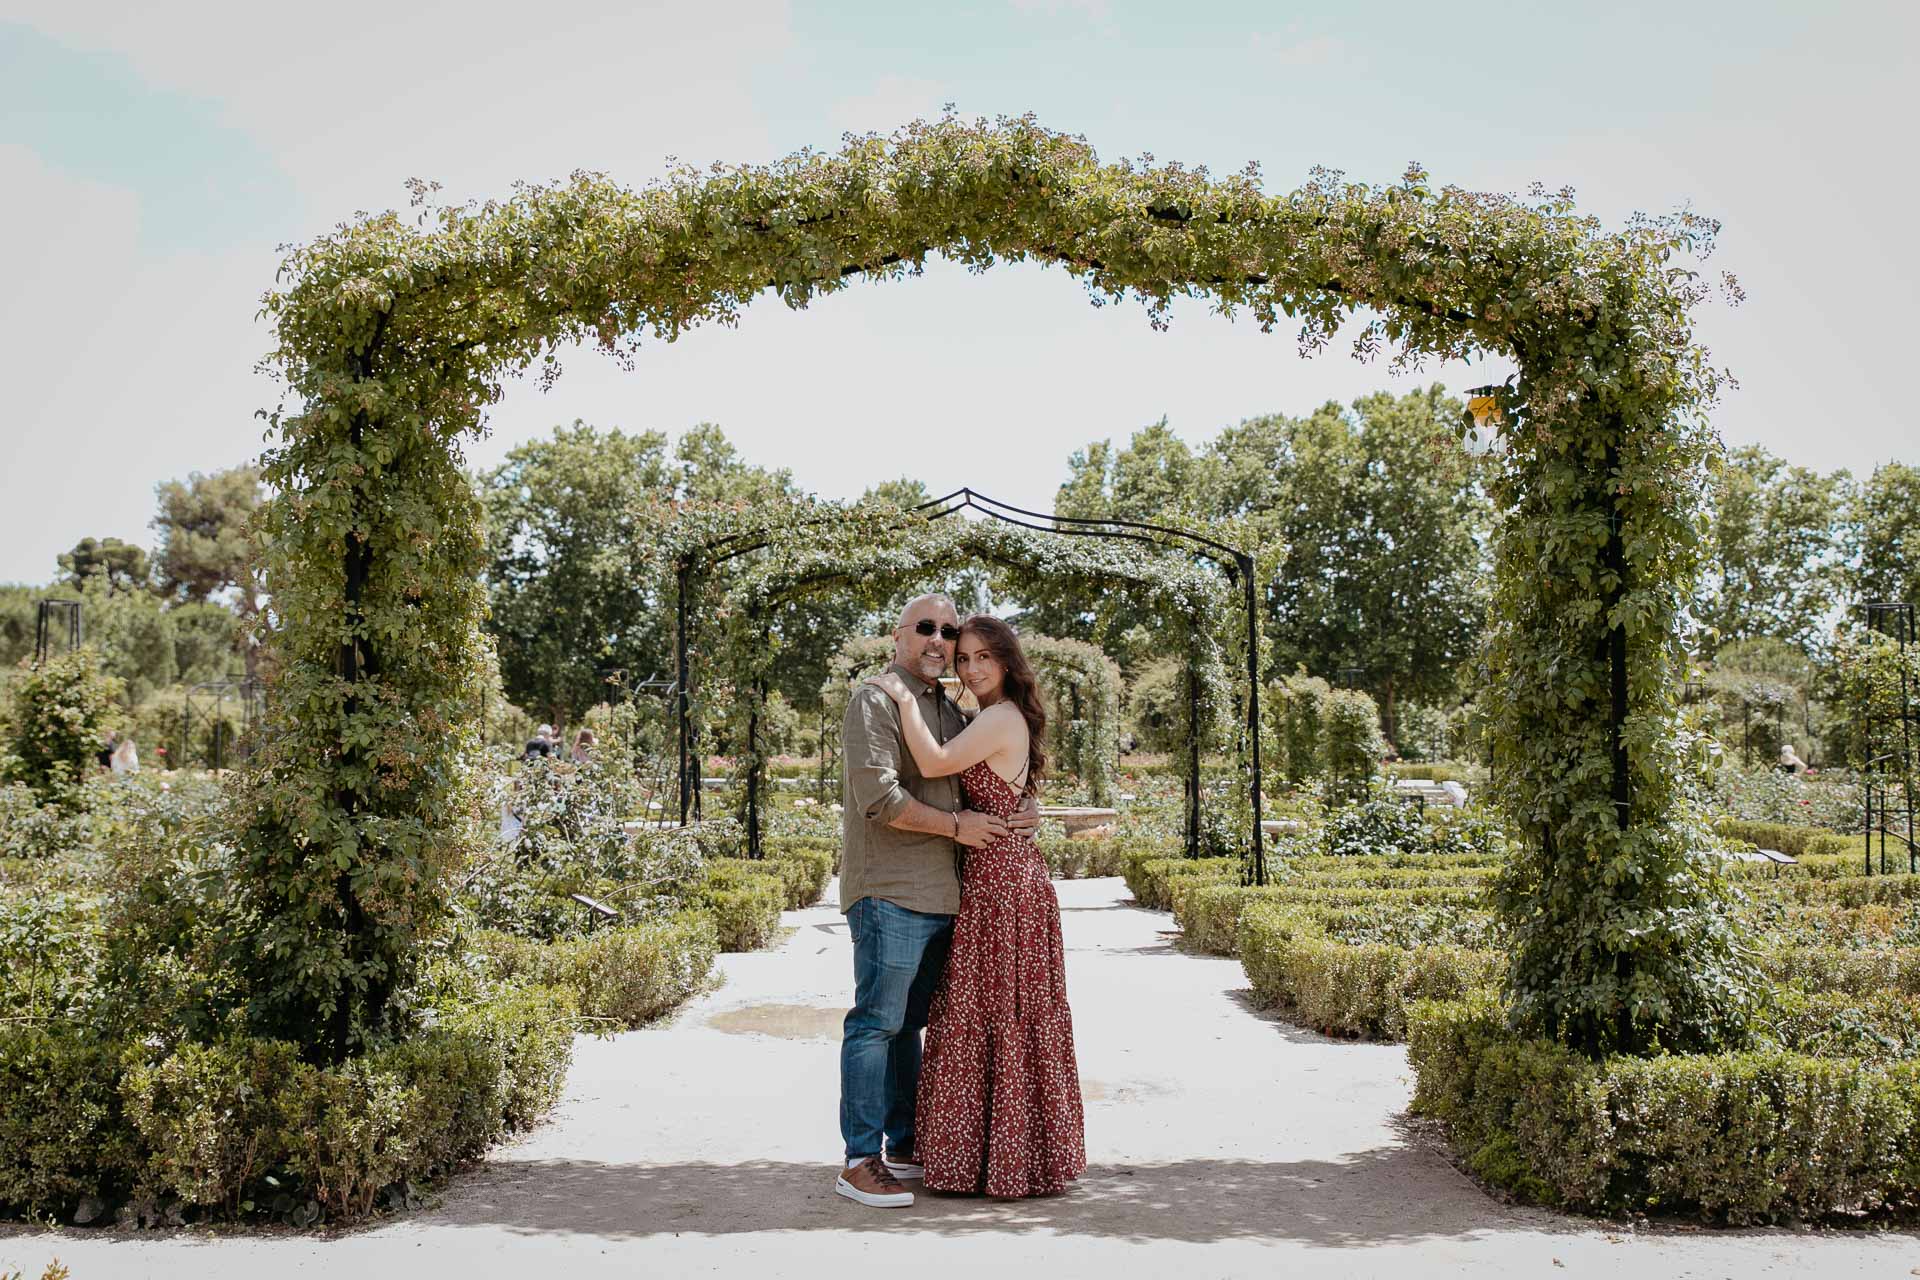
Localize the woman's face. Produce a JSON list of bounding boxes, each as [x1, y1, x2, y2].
[[954, 632, 1006, 702]]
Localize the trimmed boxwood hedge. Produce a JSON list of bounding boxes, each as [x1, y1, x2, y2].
[[1408, 993, 1920, 1222], [0, 981, 576, 1224], [1711, 818, 1855, 860], [1239, 901, 1501, 1040], [761, 848, 835, 910], [1122, 855, 1239, 912], [687, 862, 786, 952], [471, 915, 719, 1030], [1758, 946, 1920, 996]]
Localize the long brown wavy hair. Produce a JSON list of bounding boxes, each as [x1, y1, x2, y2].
[[958, 614, 1047, 795]]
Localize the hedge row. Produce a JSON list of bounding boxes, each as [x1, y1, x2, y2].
[[1408, 993, 1920, 1222], [471, 916, 719, 1030], [0, 981, 575, 1224], [1758, 946, 1920, 996], [1239, 901, 1500, 1040], [1711, 818, 1856, 860], [1173, 882, 1490, 958], [1122, 855, 1239, 912]]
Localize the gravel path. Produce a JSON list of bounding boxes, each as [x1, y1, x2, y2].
[[4, 875, 1915, 1278]]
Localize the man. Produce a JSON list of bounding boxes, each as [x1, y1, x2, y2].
[[834, 593, 1040, 1208]]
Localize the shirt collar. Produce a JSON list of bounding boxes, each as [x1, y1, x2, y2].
[[888, 661, 944, 700]]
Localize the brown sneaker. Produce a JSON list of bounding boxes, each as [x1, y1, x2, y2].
[[835, 1155, 914, 1207]]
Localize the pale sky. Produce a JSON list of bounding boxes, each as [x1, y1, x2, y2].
[[2, 1, 1915, 585]]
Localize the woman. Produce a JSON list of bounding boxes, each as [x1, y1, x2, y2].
[[867, 615, 1086, 1198]]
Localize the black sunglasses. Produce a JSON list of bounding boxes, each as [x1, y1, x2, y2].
[[909, 620, 962, 641]]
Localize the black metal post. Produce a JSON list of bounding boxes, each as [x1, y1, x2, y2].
[[1186, 661, 1202, 858], [675, 557, 693, 827], [1242, 555, 1266, 886]]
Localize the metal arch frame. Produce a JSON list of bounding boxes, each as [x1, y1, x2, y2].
[[671, 488, 1268, 884], [34, 599, 82, 667]]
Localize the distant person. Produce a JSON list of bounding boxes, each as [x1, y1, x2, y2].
[[1779, 744, 1808, 775], [109, 735, 140, 775], [523, 723, 555, 761], [571, 728, 596, 765], [97, 732, 119, 771]]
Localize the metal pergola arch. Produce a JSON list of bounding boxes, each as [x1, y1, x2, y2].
[[670, 487, 1268, 884]]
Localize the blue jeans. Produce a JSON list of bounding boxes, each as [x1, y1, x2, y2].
[[840, 896, 954, 1161]]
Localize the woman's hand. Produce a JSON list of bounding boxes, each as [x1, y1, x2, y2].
[[866, 672, 913, 704]]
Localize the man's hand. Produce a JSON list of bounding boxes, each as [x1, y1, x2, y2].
[[955, 808, 1009, 848], [1005, 795, 1042, 835]]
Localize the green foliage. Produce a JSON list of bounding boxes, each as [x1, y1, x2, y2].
[[1058, 388, 1493, 741], [58, 538, 152, 595], [1845, 461, 1920, 613], [258, 112, 1747, 1057], [1272, 672, 1330, 785], [1710, 817, 1855, 859], [1240, 900, 1499, 1040], [2, 649, 122, 810], [0, 980, 575, 1224], [150, 465, 265, 620], [1699, 445, 1849, 656], [471, 916, 718, 1030], [1121, 854, 1238, 912], [1407, 994, 1920, 1222], [686, 861, 786, 952], [1125, 658, 1185, 755], [1322, 688, 1385, 793]]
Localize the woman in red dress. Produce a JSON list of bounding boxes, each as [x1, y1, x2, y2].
[[867, 615, 1086, 1198]]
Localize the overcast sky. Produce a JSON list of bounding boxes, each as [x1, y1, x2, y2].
[[2, 0, 1914, 585]]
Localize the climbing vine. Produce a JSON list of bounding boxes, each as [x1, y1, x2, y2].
[[256, 112, 1740, 1056], [658, 497, 1236, 850]]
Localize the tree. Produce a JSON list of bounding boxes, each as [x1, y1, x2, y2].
[[482, 422, 678, 727], [1055, 386, 1491, 740], [152, 465, 265, 609], [1846, 461, 1920, 612], [1699, 446, 1847, 655], [57, 537, 152, 594]]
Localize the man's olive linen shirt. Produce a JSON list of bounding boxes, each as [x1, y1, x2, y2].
[[839, 663, 969, 916]]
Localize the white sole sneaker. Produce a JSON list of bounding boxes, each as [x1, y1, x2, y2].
[[835, 1173, 914, 1208], [882, 1156, 924, 1180]]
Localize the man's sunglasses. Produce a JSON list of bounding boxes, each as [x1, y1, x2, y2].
[[907, 620, 962, 641]]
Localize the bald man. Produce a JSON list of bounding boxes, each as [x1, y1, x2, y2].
[[833, 592, 1040, 1207]]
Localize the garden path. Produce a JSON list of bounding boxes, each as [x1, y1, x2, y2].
[[4, 876, 1915, 1278]]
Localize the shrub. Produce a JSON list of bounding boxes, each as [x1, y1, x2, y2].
[[686, 862, 785, 951], [1240, 902, 1500, 1040], [1, 650, 122, 811], [1122, 855, 1238, 912], [1408, 994, 1920, 1222], [1276, 673, 1330, 785], [763, 847, 833, 909], [1712, 818, 1855, 859], [1321, 791, 1428, 856], [0, 1027, 136, 1216], [0, 784, 81, 860], [1323, 688, 1385, 794], [472, 915, 719, 1029], [0, 981, 576, 1225], [1758, 947, 1920, 996]]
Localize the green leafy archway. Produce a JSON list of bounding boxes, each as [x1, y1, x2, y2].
[[656, 489, 1246, 860], [252, 113, 1743, 1058]]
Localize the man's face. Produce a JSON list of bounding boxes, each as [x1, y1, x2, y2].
[[894, 599, 961, 683]]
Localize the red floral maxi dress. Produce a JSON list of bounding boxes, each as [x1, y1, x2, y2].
[[916, 760, 1087, 1197]]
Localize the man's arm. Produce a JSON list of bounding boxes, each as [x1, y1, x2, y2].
[[843, 686, 1006, 846]]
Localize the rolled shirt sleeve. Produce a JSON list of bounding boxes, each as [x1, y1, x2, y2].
[[844, 685, 913, 826]]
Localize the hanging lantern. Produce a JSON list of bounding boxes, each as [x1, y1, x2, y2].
[[1464, 384, 1506, 456]]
